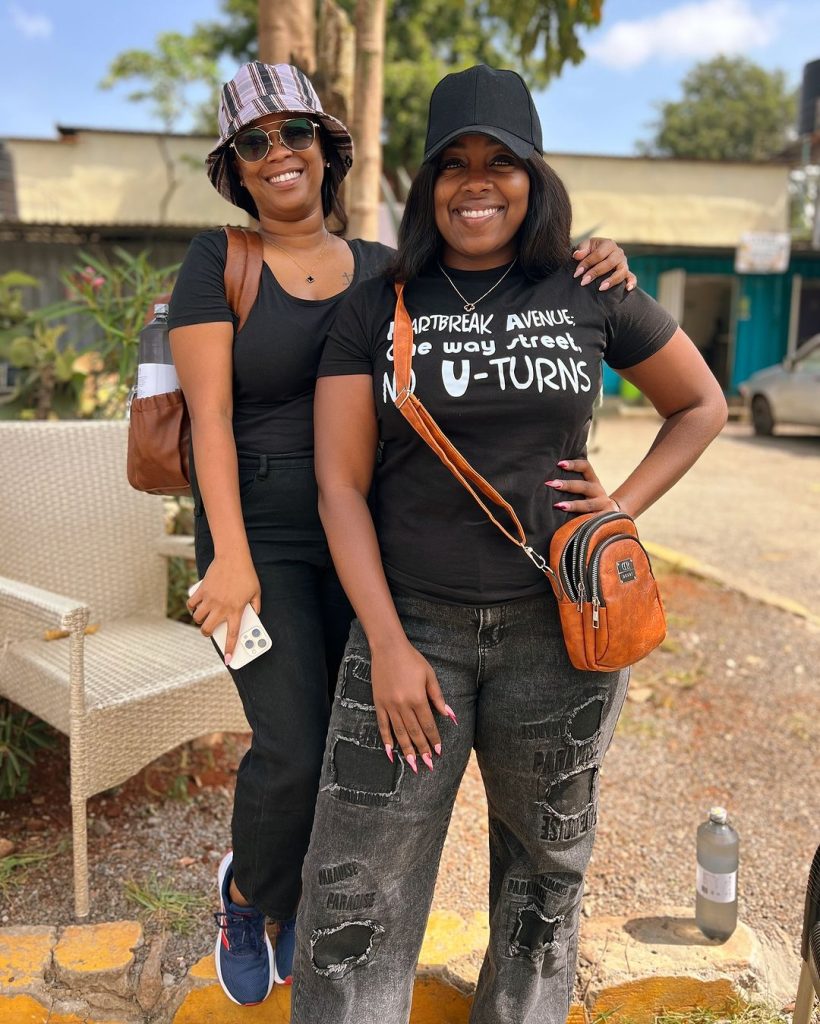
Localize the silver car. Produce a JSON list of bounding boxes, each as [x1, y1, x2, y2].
[[739, 335, 820, 435]]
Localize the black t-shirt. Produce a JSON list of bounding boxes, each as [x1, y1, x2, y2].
[[168, 229, 394, 455], [319, 262, 677, 605]]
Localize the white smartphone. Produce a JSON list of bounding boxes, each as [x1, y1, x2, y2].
[[187, 580, 272, 670]]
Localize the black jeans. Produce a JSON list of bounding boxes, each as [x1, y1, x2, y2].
[[192, 451, 353, 920]]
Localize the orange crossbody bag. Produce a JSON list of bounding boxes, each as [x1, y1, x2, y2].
[[390, 282, 666, 672]]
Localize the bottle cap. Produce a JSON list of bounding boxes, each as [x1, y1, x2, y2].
[[154, 303, 169, 316], [708, 806, 728, 824]]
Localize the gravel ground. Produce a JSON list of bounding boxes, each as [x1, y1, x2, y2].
[[1, 566, 817, 982]]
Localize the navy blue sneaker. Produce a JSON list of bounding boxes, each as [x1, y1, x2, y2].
[[214, 852, 273, 1005], [273, 916, 296, 985]]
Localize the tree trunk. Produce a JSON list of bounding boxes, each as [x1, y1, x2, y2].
[[314, 0, 355, 126], [258, 0, 316, 73], [346, 0, 386, 240]]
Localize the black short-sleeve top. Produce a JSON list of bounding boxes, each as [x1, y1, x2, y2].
[[318, 262, 677, 605], [168, 229, 394, 455]]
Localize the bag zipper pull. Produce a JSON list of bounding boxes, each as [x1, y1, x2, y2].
[[592, 596, 600, 629]]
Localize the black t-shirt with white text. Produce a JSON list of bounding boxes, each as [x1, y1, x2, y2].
[[168, 229, 394, 455], [318, 262, 676, 605]]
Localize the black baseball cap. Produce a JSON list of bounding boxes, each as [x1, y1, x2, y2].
[[423, 65, 543, 164]]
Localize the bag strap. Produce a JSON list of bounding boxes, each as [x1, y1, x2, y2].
[[223, 226, 264, 331], [392, 282, 559, 587]]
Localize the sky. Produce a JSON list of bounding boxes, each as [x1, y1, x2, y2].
[[1, 0, 819, 157]]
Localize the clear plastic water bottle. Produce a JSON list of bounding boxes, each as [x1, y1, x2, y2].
[[136, 303, 179, 398], [695, 806, 739, 941]]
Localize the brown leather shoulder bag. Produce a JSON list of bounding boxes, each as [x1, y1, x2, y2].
[[126, 226, 264, 497], [390, 282, 666, 672]]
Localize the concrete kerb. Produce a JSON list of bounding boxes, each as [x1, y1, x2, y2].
[[0, 909, 798, 1023], [645, 540, 820, 631]]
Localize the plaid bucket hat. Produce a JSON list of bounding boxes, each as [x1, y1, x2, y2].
[[206, 62, 354, 215]]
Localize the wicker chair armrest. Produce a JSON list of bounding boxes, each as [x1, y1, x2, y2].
[[0, 575, 90, 633], [155, 535, 196, 561]]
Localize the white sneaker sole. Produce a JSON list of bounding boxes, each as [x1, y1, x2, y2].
[[214, 851, 274, 1005]]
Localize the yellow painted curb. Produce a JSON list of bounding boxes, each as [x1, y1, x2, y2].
[[190, 952, 217, 982], [0, 992, 126, 1023], [646, 541, 820, 629], [54, 920, 142, 977], [591, 975, 737, 1024], [173, 978, 473, 1024], [174, 984, 292, 1022], [418, 909, 489, 967], [0, 927, 55, 992]]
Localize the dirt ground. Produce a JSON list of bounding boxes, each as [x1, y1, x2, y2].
[[1, 565, 817, 982]]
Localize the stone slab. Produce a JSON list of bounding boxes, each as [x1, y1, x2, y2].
[[578, 908, 797, 1010], [0, 992, 126, 1023], [53, 920, 143, 998], [0, 925, 56, 993]]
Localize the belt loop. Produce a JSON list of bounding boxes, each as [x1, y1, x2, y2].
[[257, 454, 269, 480]]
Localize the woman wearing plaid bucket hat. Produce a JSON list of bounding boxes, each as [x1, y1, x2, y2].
[[293, 65, 726, 1022], [168, 60, 637, 1008]]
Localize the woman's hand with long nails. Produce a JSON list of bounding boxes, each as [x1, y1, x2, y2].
[[573, 237, 637, 292], [545, 458, 620, 515], [186, 555, 261, 665], [371, 640, 448, 773]]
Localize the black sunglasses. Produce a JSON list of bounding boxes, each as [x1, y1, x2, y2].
[[231, 118, 318, 162]]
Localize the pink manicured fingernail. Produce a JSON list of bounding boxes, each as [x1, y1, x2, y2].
[[554, 502, 570, 510], [573, 263, 584, 278], [581, 274, 592, 286], [224, 653, 232, 667], [627, 282, 635, 291], [444, 704, 459, 726], [385, 744, 394, 763], [545, 479, 562, 489], [406, 754, 418, 774], [599, 281, 610, 291], [422, 753, 434, 772], [434, 743, 442, 756], [557, 460, 569, 469]]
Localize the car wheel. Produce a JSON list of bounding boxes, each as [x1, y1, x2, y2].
[[751, 395, 774, 436]]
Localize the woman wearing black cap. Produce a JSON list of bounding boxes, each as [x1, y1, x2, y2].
[[294, 65, 727, 1021], [169, 60, 636, 1008]]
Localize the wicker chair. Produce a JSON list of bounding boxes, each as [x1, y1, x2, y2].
[[0, 420, 248, 918], [793, 843, 820, 1024]]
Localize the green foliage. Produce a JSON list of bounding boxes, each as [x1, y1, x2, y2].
[[101, 31, 223, 132], [61, 248, 180, 397], [0, 251, 178, 420], [110, 0, 606, 171], [0, 321, 86, 420], [638, 56, 797, 162], [0, 851, 55, 896], [0, 273, 89, 420], [0, 702, 55, 799], [0, 271, 39, 334]]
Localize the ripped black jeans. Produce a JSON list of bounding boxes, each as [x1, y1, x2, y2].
[[290, 589, 628, 1024]]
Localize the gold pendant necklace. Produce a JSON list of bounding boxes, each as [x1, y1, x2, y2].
[[438, 258, 517, 312], [266, 230, 329, 284]]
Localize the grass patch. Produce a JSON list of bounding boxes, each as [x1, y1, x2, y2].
[[124, 873, 209, 934], [0, 851, 55, 895]]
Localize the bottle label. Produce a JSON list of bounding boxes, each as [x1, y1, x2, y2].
[[696, 864, 737, 903], [136, 363, 179, 399]]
